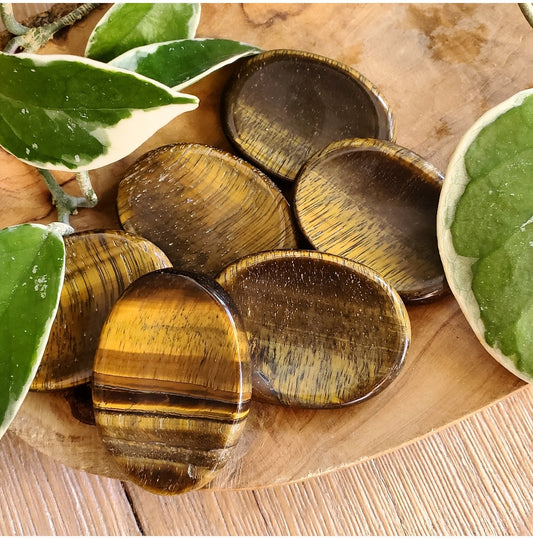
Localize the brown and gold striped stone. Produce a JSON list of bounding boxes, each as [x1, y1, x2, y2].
[[294, 138, 447, 303], [31, 230, 172, 391], [92, 269, 251, 495], [117, 143, 298, 276], [217, 250, 410, 408], [222, 49, 395, 182]]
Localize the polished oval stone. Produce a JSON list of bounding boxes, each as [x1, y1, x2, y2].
[[222, 49, 395, 182], [92, 269, 251, 494], [217, 250, 410, 408], [31, 230, 172, 391], [294, 138, 447, 303], [117, 143, 298, 276]]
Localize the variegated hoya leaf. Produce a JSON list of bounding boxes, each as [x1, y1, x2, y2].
[[0, 52, 198, 171], [110, 38, 262, 90], [0, 224, 65, 438], [85, 3, 201, 63], [438, 89, 533, 382]]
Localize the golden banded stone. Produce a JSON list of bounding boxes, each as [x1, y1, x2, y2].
[[217, 250, 410, 408], [92, 269, 251, 495], [117, 143, 298, 276], [222, 49, 395, 182], [294, 138, 447, 303], [31, 230, 172, 391]]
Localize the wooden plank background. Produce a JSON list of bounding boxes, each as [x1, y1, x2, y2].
[[0, 3, 532, 535], [1, 385, 532, 534]]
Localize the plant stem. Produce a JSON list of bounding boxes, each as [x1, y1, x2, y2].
[[3, 3, 98, 53], [38, 169, 96, 227], [47, 221, 75, 237], [76, 171, 98, 208], [0, 3, 28, 35]]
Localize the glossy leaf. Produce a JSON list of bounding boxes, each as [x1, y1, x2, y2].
[[0, 52, 198, 171], [438, 89, 533, 382], [110, 38, 262, 90], [0, 224, 65, 438], [454, 93, 533, 378], [85, 3, 201, 63]]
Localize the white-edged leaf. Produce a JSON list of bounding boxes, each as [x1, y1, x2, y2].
[[437, 88, 533, 382], [110, 38, 262, 90], [0, 52, 198, 172], [0, 223, 65, 438], [85, 3, 201, 63]]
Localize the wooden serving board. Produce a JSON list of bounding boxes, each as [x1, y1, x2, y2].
[[3, 4, 531, 490]]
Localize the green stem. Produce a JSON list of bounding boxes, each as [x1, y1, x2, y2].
[[52, 3, 98, 30], [4, 3, 98, 53], [47, 221, 75, 237], [76, 171, 98, 208], [38, 169, 96, 226], [0, 3, 28, 36]]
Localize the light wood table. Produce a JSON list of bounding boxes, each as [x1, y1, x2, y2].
[[1, 3, 532, 535], [1, 386, 532, 535]]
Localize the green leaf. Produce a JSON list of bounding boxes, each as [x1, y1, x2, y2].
[[451, 148, 533, 259], [110, 38, 262, 90], [85, 3, 201, 63], [451, 93, 533, 377], [0, 52, 198, 171], [0, 224, 65, 438], [470, 222, 533, 370], [438, 89, 533, 382]]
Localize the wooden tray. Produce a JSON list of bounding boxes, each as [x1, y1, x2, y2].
[[3, 3, 531, 491]]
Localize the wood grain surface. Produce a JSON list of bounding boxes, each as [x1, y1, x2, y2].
[[1, 3, 532, 534], [1, 385, 532, 535]]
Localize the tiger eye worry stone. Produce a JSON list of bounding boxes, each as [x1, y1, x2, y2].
[[294, 138, 447, 303], [31, 230, 171, 391], [222, 49, 395, 182], [92, 269, 251, 495], [217, 250, 410, 408], [117, 143, 298, 276]]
